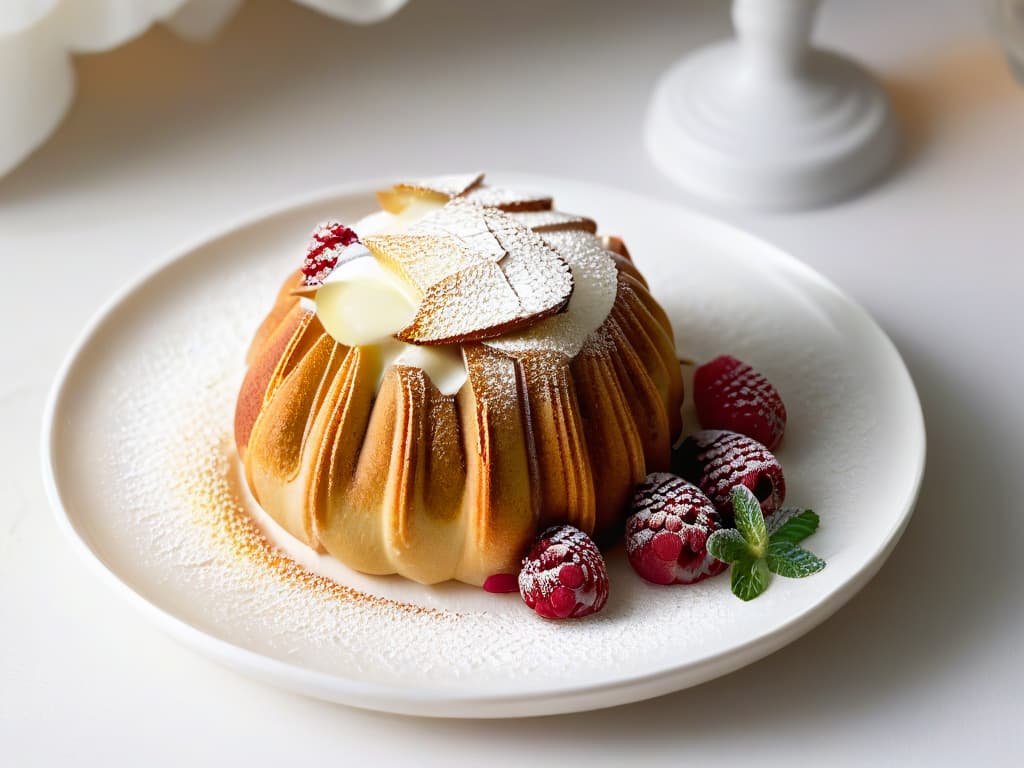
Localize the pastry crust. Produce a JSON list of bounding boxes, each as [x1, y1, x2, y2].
[[235, 186, 683, 586]]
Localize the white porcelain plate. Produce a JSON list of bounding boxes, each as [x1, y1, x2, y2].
[[42, 175, 925, 718]]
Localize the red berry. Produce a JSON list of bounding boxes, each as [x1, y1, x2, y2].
[[482, 573, 519, 593], [301, 221, 360, 286], [518, 525, 609, 619], [673, 430, 786, 523], [694, 355, 787, 450], [625, 473, 727, 585]]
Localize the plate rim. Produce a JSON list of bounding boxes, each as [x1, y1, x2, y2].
[[40, 173, 927, 718]]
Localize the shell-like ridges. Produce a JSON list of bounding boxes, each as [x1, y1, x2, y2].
[[236, 262, 683, 586]]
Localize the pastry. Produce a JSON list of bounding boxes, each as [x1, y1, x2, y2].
[[234, 174, 683, 586]]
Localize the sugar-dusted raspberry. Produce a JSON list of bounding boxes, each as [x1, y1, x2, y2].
[[518, 525, 609, 619], [673, 430, 786, 523], [694, 355, 787, 450], [626, 473, 727, 585], [301, 221, 360, 286]]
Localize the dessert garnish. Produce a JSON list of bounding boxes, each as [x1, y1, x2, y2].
[[507, 210, 597, 233], [377, 173, 553, 215], [240, 172, 836, 617], [707, 487, 825, 601], [518, 525, 609, 619], [312, 254, 418, 348], [461, 185, 553, 212], [674, 429, 786, 524], [694, 354, 787, 450], [482, 573, 519, 594], [599, 235, 630, 259], [625, 473, 727, 585], [377, 172, 484, 213], [292, 221, 468, 389], [300, 221, 361, 287], [363, 200, 574, 345]]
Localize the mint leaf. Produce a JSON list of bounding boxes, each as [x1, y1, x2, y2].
[[768, 510, 820, 544], [731, 486, 767, 552], [766, 507, 807, 536], [731, 556, 771, 601], [766, 541, 826, 578], [718, 493, 826, 601], [707, 528, 751, 564]]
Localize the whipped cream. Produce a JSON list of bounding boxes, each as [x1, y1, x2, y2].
[[312, 201, 468, 396], [315, 247, 416, 346]]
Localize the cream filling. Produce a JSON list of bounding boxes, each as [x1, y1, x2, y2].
[[311, 198, 618, 396], [315, 248, 468, 396], [315, 249, 417, 346]]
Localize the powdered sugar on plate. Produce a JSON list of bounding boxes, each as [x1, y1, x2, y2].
[[45, 181, 917, 713]]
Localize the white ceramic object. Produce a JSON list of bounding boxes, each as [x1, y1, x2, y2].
[[646, 0, 898, 210], [0, 0, 407, 178], [994, 0, 1024, 82], [41, 175, 925, 718]]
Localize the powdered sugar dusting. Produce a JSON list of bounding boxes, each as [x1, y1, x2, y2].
[[518, 525, 609, 619], [343, 178, 613, 361], [482, 205, 574, 315], [485, 230, 618, 358], [413, 200, 507, 262], [694, 355, 787, 450], [625, 473, 727, 585], [300, 221, 360, 286], [363, 201, 573, 345], [508, 210, 596, 233], [51, 181, 895, 699], [678, 430, 786, 518], [382, 174, 550, 212], [397, 172, 484, 198], [463, 185, 552, 211], [81, 264, 735, 684]]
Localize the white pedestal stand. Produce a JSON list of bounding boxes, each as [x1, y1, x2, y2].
[[646, 0, 897, 211]]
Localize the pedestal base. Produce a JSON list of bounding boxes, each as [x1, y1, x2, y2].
[[646, 42, 897, 211]]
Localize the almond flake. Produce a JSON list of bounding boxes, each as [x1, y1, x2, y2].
[[363, 201, 573, 345], [507, 210, 597, 234], [462, 185, 553, 212]]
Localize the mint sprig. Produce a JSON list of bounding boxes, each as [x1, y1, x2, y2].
[[767, 508, 821, 543], [765, 541, 826, 578], [730, 557, 771, 601], [707, 487, 826, 602]]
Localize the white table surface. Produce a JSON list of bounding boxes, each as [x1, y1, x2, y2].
[[3, 0, 1022, 764]]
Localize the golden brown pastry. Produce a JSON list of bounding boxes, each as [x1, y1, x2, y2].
[[234, 174, 683, 586]]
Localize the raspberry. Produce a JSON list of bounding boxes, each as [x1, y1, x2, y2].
[[625, 473, 727, 585], [301, 221, 360, 286], [518, 525, 609, 619], [482, 573, 519, 593], [673, 430, 786, 524], [694, 355, 787, 450]]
